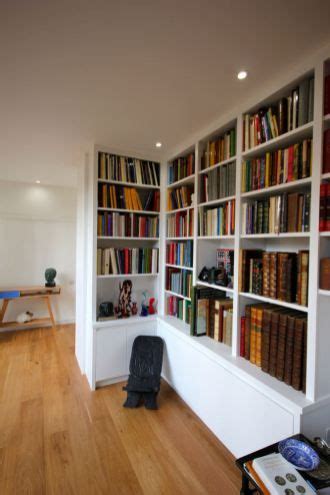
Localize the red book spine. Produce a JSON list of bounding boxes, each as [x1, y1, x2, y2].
[[240, 317, 246, 357], [327, 183, 330, 232], [288, 146, 294, 182], [124, 248, 129, 274], [323, 129, 330, 174], [320, 184, 327, 232]]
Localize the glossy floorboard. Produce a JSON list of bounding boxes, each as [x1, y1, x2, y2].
[[0, 325, 241, 494]]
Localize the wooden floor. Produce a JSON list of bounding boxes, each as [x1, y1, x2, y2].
[[0, 325, 242, 494]]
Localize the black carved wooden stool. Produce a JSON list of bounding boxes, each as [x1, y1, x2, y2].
[[123, 335, 164, 410]]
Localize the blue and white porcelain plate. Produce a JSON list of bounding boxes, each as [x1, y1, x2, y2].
[[278, 438, 320, 471]]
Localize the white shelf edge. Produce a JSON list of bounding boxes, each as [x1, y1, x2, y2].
[[239, 292, 308, 312], [197, 281, 234, 293], [97, 236, 159, 241], [94, 314, 158, 329], [319, 289, 330, 296], [241, 233, 310, 239], [166, 236, 194, 241], [165, 289, 191, 301], [198, 235, 235, 240], [241, 177, 311, 198], [166, 206, 194, 214], [241, 122, 314, 158], [97, 273, 158, 279], [97, 178, 160, 189], [198, 156, 237, 175], [198, 195, 236, 208], [167, 174, 195, 188], [165, 264, 193, 270], [97, 207, 159, 215], [324, 114, 330, 122], [319, 232, 330, 237], [321, 172, 330, 180]]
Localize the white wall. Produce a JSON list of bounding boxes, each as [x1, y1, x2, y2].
[[0, 181, 76, 325]]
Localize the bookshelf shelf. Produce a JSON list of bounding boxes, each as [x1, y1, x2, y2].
[[318, 289, 330, 296], [241, 177, 312, 199], [97, 178, 160, 190], [94, 314, 158, 329], [97, 236, 159, 241], [166, 205, 194, 214], [197, 281, 234, 293], [240, 233, 310, 239], [321, 172, 330, 180], [97, 273, 158, 279], [167, 174, 195, 188], [198, 235, 235, 240], [97, 207, 159, 215], [242, 121, 313, 159], [319, 232, 330, 237], [165, 289, 191, 301], [239, 292, 308, 312], [167, 236, 194, 241], [199, 156, 237, 175], [198, 195, 236, 208], [324, 114, 330, 122], [165, 264, 193, 271]]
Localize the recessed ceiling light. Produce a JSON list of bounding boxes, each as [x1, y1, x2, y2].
[[36, 180, 41, 184], [237, 71, 247, 80], [155, 142, 162, 148]]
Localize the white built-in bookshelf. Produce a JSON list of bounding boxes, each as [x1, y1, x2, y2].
[[78, 49, 330, 457]]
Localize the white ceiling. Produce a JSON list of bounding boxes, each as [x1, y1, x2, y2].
[[1, 0, 330, 187]]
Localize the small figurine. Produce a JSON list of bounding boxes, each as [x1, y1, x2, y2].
[[140, 290, 149, 317], [98, 301, 114, 319], [131, 302, 138, 316], [148, 297, 156, 315], [117, 280, 133, 318], [16, 311, 33, 324], [45, 268, 57, 287]]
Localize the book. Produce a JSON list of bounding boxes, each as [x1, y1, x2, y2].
[[97, 247, 158, 275], [200, 161, 236, 203], [166, 268, 192, 298], [167, 210, 194, 238], [167, 185, 194, 211], [324, 74, 330, 116], [168, 153, 195, 184], [199, 200, 235, 236], [98, 152, 160, 186], [320, 258, 330, 290], [97, 212, 159, 238], [166, 240, 193, 267], [323, 129, 330, 174], [201, 128, 236, 169]]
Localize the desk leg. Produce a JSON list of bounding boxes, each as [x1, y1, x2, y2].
[[0, 299, 9, 324], [45, 296, 56, 330]]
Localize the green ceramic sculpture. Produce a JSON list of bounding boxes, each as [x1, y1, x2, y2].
[[45, 268, 57, 287]]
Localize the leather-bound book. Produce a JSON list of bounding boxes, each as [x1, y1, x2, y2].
[[276, 312, 289, 381], [324, 75, 330, 116], [277, 253, 288, 301], [323, 129, 330, 174], [287, 193, 299, 232], [240, 317, 246, 357], [269, 252, 278, 299], [269, 310, 280, 377], [284, 314, 296, 386], [262, 252, 271, 297], [250, 306, 257, 364], [208, 300, 215, 338], [300, 251, 309, 307], [291, 316, 305, 390], [302, 319, 308, 393], [261, 307, 273, 373], [298, 78, 309, 127], [278, 98, 288, 135], [320, 258, 330, 290], [245, 305, 252, 360], [255, 306, 265, 367]]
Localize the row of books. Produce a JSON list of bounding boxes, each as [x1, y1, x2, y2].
[[166, 268, 192, 298], [97, 248, 159, 275], [242, 192, 310, 235], [167, 186, 193, 211], [243, 76, 314, 151], [324, 128, 330, 174], [98, 152, 160, 186], [166, 296, 191, 324], [200, 161, 236, 203], [240, 250, 309, 306], [240, 304, 307, 392], [168, 153, 195, 184], [167, 210, 194, 238], [98, 184, 160, 212], [97, 212, 159, 238], [166, 240, 193, 267], [199, 200, 235, 237], [201, 129, 236, 170], [241, 139, 312, 193], [320, 183, 330, 231]]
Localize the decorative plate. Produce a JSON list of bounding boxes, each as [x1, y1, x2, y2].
[[278, 439, 320, 471]]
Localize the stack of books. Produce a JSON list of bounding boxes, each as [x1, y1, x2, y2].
[[98, 152, 160, 186], [97, 247, 158, 275], [320, 183, 330, 231], [240, 304, 307, 392], [199, 200, 235, 236], [166, 297, 191, 323], [241, 139, 312, 193], [201, 128, 236, 170], [243, 76, 314, 151], [166, 240, 193, 267], [99, 185, 160, 211], [168, 153, 195, 184], [242, 192, 310, 235], [167, 210, 194, 238], [200, 161, 236, 203], [97, 212, 159, 237], [167, 186, 194, 210], [240, 249, 309, 306], [166, 268, 192, 298]]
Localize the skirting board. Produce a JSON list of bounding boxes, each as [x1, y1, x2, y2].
[[96, 375, 128, 388], [0, 318, 75, 333]]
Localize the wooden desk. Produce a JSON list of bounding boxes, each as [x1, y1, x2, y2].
[[0, 286, 61, 331]]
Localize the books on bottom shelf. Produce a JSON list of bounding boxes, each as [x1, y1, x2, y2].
[[190, 286, 233, 346], [167, 296, 191, 324], [242, 191, 310, 235], [199, 200, 235, 237], [240, 304, 307, 392], [97, 247, 158, 275]]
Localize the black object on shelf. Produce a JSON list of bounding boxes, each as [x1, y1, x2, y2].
[[123, 335, 164, 410]]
